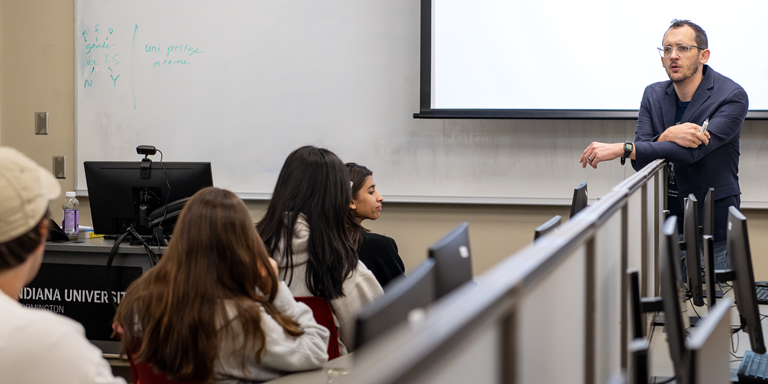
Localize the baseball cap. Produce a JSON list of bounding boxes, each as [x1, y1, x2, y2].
[[0, 147, 62, 243]]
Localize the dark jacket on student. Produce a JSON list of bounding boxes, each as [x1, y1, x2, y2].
[[356, 230, 405, 290]]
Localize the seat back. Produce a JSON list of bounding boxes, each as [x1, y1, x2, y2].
[[128, 358, 198, 384], [115, 323, 198, 384], [294, 296, 341, 360]]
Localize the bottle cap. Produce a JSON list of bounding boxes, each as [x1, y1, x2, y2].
[[66, 191, 76, 198]]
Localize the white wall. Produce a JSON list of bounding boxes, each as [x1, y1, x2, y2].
[[2, 0, 768, 278]]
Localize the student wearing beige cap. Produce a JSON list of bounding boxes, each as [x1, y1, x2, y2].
[[0, 147, 126, 384]]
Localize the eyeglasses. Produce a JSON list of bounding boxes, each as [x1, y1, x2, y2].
[[657, 44, 706, 57]]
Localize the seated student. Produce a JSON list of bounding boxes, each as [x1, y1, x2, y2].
[[114, 187, 329, 383], [257, 146, 383, 355], [345, 162, 405, 289], [0, 147, 126, 384]]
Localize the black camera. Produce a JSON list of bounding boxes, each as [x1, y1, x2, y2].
[[137, 145, 157, 156]]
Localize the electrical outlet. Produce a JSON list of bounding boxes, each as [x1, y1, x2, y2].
[[53, 156, 66, 179], [35, 112, 48, 135]]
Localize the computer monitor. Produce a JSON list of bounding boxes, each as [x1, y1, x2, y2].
[[683, 194, 704, 306], [627, 269, 644, 339], [702, 235, 718, 308], [354, 258, 436, 349], [659, 215, 689, 383], [628, 338, 649, 384], [428, 222, 472, 300], [534, 215, 562, 241], [685, 297, 733, 384], [84, 161, 213, 236], [702, 188, 715, 237], [700, 188, 724, 304], [726, 206, 766, 354], [570, 182, 588, 218], [633, 220, 718, 384]]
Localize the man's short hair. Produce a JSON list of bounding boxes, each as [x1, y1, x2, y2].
[[0, 147, 61, 271], [665, 19, 708, 49], [0, 215, 48, 270]]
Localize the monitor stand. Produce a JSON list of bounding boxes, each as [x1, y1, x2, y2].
[[655, 287, 723, 326], [652, 313, 704, 327], [653, 290, 712, 326], [702, 287, 724, 299]]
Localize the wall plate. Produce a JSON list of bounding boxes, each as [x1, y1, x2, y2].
[[53, 156, 66, 179], [35, 112, 48, 135]]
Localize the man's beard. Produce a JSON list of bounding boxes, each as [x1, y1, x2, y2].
[[668, 60, 700, 84]]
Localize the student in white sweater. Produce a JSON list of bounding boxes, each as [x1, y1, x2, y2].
[[115, 187, 329, 383], [257, 146, 383, 354]]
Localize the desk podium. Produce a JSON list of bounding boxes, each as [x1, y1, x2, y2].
[[18, 238, 164, 354]]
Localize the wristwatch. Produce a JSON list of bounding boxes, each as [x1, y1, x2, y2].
[[621, 141, 634, 165]]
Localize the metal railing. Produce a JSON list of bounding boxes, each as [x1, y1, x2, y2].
[[338, 159, 668, 384]]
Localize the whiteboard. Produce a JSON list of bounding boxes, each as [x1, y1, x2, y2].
[[74, 0, 631, 204]]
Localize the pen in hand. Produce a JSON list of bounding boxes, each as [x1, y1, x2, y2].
[[700, 117, 709, 134]]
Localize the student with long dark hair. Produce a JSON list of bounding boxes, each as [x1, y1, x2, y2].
[[115, 187, 329, 383], [345, 163, 405, 289], [257, 146, 383, 354]]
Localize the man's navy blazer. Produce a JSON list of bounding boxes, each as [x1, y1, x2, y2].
[[632, 64, 748, 204]]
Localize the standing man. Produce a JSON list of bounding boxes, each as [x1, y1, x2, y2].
[[0, 147, 126, 383], [579, 19, 748, 269]]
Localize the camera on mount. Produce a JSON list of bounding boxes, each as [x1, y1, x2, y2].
[[135, 145, 162, 243], [137, 145, 157, 180], [137, 145, 157, 156]]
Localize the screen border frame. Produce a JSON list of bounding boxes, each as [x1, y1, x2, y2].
[[414, 0, 768, 120]]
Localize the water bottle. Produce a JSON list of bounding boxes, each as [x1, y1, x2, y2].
[[62, 191, 79, 240]]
